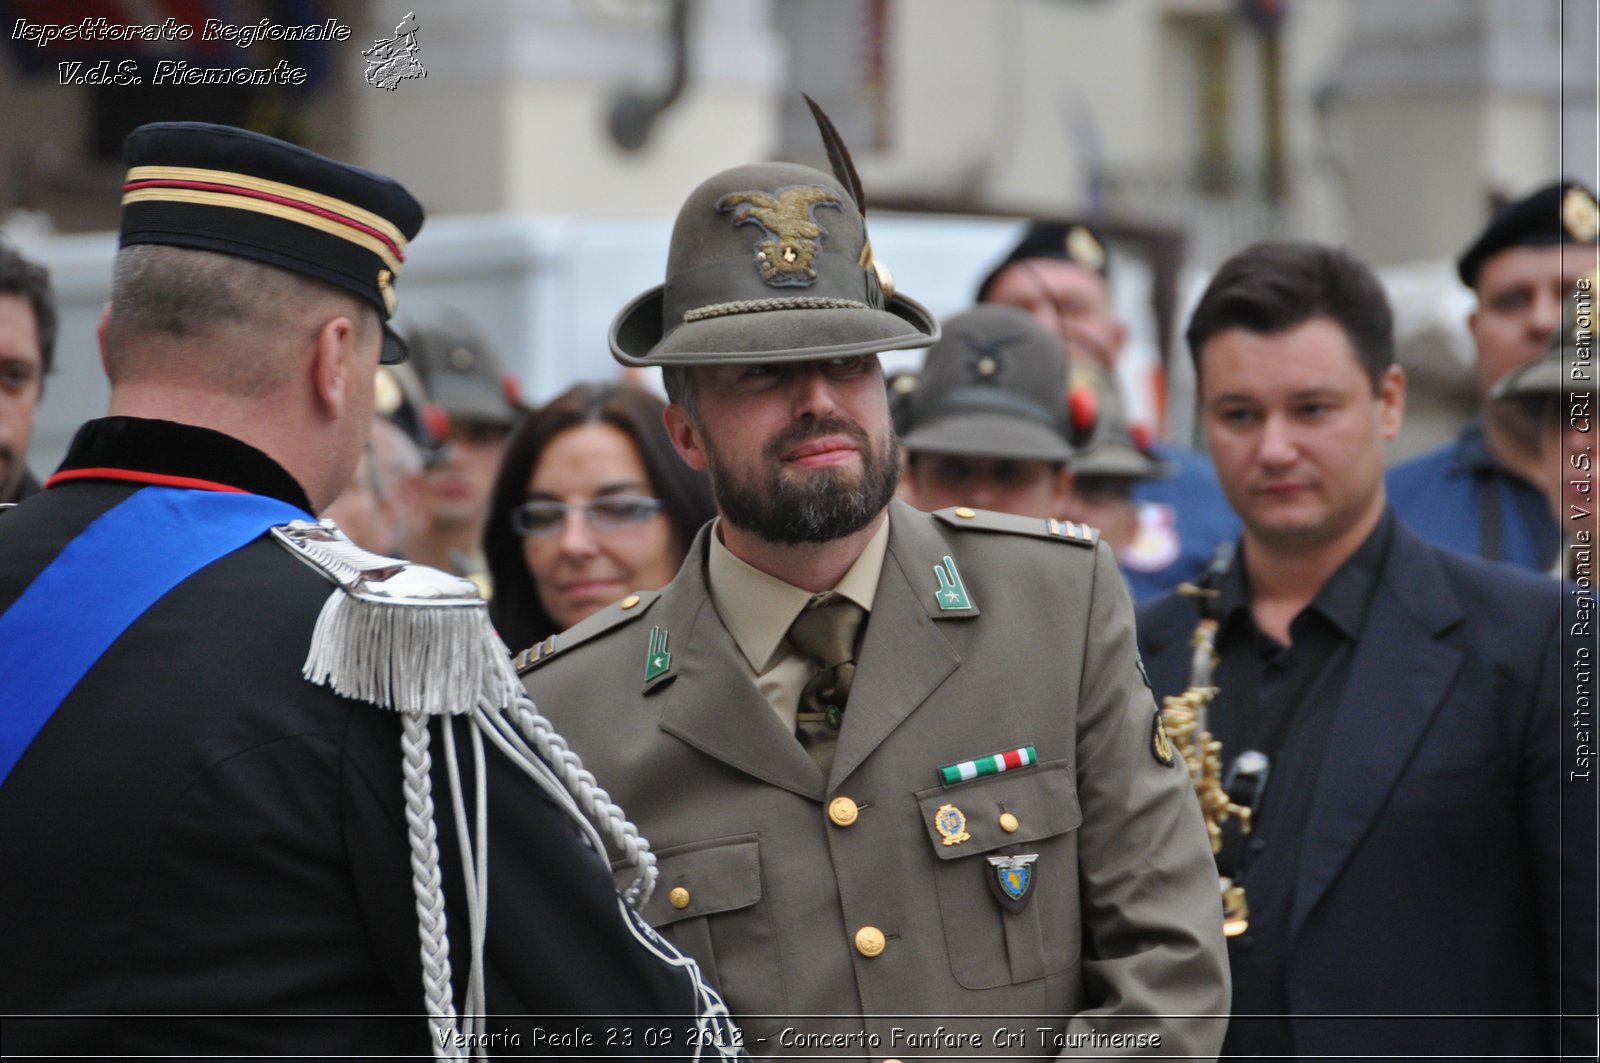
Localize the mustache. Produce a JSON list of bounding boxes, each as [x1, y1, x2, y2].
[[764, 417, 871, 462]]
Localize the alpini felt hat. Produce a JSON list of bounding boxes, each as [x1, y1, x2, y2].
[[406, 311, 523, 428], [609, 160, 939, 366], [900, 305, 1080, 464]]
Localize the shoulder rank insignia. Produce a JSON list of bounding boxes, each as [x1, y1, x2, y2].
[[986, 852, 1039, 913], [513, 636, 557, 675], [932, 506, 1099, 548], [514, 589, 661, 676]]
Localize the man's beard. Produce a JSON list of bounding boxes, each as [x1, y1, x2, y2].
[[706, 416, 900, 545]]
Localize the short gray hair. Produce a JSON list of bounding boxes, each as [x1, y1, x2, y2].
[[106, 244, 373, 395]]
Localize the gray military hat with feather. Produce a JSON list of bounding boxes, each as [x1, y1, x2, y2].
[[610, 96, 939, 366]]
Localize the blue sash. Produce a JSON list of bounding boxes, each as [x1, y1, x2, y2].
[[0, 486, 309, 785]]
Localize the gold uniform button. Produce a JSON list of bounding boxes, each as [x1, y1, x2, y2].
[[621, 594, 642, 610], [854, 925, 886, 957], [668, 887, 690, 910], [999, 812, 1020, 833], [828, 797, 860, 827], [954, 507, 977, 519]]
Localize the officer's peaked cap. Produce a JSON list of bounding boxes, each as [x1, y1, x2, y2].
[[119, 122, 425, 356]]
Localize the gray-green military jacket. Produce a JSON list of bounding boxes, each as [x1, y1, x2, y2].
[[521, 499, 1229, 1058]]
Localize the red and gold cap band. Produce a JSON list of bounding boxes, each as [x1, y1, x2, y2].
[[117, 122, 424, 324]]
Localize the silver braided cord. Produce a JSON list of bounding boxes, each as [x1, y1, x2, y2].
[[440, 721, 490, 1058], [472, 698, 605, 856], [411, 693, 753, 1059], [400, 713, 464, 1061], [279, 523, 734, 1056], [503, 691, 658, 906]]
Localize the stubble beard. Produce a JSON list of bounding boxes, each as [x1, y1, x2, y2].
[[706, 415, 901, 545]]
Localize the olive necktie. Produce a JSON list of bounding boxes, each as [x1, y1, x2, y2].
[[788, 597, 868, 775]]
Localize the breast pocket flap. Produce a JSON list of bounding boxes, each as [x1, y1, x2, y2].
[[633, 833, 762, 928], [914, 759, 1081, 860]]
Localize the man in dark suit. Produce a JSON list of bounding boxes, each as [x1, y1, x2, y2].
[[1138, 240, 1597, 1059], [0, 122, 732, 1055]]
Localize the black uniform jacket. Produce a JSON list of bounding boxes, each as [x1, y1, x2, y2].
[[0, 418, 712, 1056], [1137, 518, 1597, 1060]]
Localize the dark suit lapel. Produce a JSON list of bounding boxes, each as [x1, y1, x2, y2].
[[830, 502, 963, 788], [1289, 526, 1465, 934], [653, 531, 826, 802]]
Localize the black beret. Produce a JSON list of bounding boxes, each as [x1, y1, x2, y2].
[[119, 121, 424, 358], [1457, 179, 1598, 289], [976, 219, 1111, 302]]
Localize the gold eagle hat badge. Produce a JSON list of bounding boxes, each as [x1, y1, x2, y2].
[[607, 97, 938, 367]]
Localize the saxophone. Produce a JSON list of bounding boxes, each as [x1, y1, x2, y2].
[[1161, 542, 1252, 937]]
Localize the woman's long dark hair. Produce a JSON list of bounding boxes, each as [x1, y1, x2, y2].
[[485, 381, 715, 652]]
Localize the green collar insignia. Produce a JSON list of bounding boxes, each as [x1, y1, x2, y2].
[[645, 625, 672, 681], [933, 554, 973, 611]]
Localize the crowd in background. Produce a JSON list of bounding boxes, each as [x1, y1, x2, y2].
[[127, 180, 1586, 647], [0, 151, 1593, 1057]]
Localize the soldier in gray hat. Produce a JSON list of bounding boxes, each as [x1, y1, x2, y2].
[[406, 311, 522, 587], [1062, 361, 1174, 560], [976, 219, 1238, 600], [517, 137, 1229, 1053], [899, 304, 1084, 518]]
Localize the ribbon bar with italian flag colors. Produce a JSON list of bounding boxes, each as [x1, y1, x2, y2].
[[939, 745, 1037, 786]]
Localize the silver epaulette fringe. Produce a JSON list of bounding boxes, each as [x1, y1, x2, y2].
[[271, 520, 519, 716]]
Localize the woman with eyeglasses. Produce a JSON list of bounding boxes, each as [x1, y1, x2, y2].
[[485, 381, 716, 652]]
